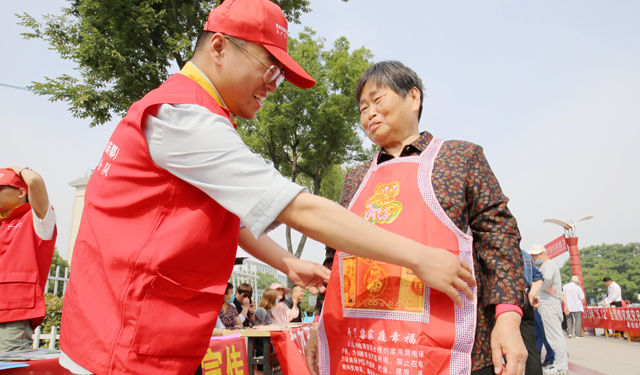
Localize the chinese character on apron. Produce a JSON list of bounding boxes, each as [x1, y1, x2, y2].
[[318, 138, 477, 375]]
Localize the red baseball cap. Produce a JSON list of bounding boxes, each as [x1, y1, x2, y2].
[[204, 0, 316, 89], [0, 169, 28, 192]]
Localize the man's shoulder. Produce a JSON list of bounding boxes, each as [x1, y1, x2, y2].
[[284, 297, 294, 308]]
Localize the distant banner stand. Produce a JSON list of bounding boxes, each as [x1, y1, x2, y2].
[[582, 307, 640, 341], [544, 235, 568, 260]]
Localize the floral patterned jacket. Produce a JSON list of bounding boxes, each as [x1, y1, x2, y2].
[[318, 131, 526, 371]]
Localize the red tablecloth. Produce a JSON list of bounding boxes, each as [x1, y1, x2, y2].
[[0, 359, 73, 375], [271, 324, 313, 375]]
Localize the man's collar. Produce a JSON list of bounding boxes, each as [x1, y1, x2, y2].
[[180, 62, 237, 124]]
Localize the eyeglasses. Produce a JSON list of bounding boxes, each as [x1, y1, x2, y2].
[[242, 293, 252, 298], [226, 37, 285, 87]]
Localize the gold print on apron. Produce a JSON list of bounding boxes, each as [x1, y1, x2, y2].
[[342, 256, 424, 313], [362, 181, 403, 224]]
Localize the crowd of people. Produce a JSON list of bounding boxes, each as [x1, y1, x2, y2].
[[1, 0, 635, 375], [213, 282, 306, 330]]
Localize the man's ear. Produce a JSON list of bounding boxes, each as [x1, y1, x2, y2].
[[209, 33, 227, 66], [17, 188, 28, 201]]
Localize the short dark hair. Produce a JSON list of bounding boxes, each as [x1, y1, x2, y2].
[[194, 30, 214, 55], [226, 282, 234, 294], [236, 283, 253, 296], [194, 30, 247, 57], [602, 277, 612, 282], [355, 60, 424, 120]]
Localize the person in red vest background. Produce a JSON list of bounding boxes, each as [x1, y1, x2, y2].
[[59, 0, 475, 374], [0, 167, 56, 352]]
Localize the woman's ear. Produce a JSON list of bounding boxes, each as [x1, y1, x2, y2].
[[410, 87, 421, 114]]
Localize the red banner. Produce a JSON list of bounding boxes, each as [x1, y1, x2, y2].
[[582, 307, 640, 333], [202, 335, 249, 375], [545, 235, 568, 259], [271, 324, 313, 375]]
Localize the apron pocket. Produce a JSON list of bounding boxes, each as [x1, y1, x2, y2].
[[131, 269, 226, 357], [0, 271, 37, 310]]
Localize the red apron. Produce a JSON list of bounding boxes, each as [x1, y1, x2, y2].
[[319, 138, 477, 375]]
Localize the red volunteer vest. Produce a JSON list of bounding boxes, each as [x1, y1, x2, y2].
[[60, 74, 241, 375], [319, 138, 477, 375], [0, 203, 56, 328]]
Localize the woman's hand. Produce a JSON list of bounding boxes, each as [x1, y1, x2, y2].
[[282, 257, 331, 295]]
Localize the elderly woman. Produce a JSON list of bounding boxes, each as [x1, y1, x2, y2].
[[306, 61, 527, 375]]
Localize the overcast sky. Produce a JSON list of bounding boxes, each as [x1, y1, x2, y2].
[[2, 1, 639, 268]]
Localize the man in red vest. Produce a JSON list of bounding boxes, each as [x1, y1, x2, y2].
[[59, 1, 476, 374], [0, 167, 56, 352]]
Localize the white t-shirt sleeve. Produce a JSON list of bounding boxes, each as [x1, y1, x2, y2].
[[143, 103, 306, 238], [33, 203, 57, 241]]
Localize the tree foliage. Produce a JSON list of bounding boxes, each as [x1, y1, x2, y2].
[[560, 242, 640, 303], [238, 27, 373, 266], [17, 0, 347, 126], [41, 293, 64, 349], [256, 271, 280, 291]]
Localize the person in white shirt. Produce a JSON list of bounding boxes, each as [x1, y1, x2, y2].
[[562, 276, 585, 338], [528, 245, 569, 375], [601, 277, 622, 307]]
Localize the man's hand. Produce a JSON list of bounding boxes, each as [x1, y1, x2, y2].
[[412, 247, 476, 307], [491, 311, 527, 375], [528, 293, 539, 309], [283, 257, 331, 295], [305, 326, 320, 375], [564, 306, 570, 315], [4, 166, 49, 219]]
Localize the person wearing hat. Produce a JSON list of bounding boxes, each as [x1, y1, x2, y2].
[[562, 275, 585, 338], [528, 245, 569, 375], [269, 282, 300, 324], [269, 282, 291, 303], [0, 167, 56, 352], [58, 1, 475, 374]]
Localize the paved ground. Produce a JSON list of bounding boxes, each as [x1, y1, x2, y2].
[[542, 328, 640, 375]]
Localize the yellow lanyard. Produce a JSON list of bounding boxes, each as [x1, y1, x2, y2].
[[180, 62, 236, 125]]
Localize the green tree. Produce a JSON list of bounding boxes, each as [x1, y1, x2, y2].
[[40, 293, 64, 349], [560, 242, 640, 303], [256, 271, 280, 291], [17, 0, 348, 126], [238, 28, 373, 278]]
